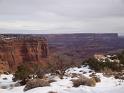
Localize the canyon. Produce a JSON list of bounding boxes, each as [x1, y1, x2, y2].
[[44, 33, 124, 60], [0, 33, 124, 72]]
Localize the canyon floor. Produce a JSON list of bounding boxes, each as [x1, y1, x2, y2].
[[0, 66, 124, 93]]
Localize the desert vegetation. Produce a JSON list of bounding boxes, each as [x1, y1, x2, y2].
[[47, 54, 75, 79], [71, 75, 96, 87], [83, 57, 122, 73], [24, 79, 50, 91], [117, 50, 124, 65], [13, 53, 75, 85], [9, 50, 124, 92]]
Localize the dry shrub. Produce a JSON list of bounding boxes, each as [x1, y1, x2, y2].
[[24, 79, 50, 91], [102, 68, 113, 77], [89, 73, 101, 83], [14, 82, 21, 87], [71, 73, 82, 78], [92, 76, 101, 83], [86, 78, 96, 87], [48, 79, 56, 83], [43, 75, 56, 83], [89, 73, 96, 77], [114, 73, 124, 80], [0, 86, 8, 89], [71, 76, 96, 87]]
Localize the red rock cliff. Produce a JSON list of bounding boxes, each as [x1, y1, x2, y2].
[[0, 35, 48, 72]]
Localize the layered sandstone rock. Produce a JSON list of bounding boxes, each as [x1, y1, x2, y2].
[[0, 35, 48, 72]]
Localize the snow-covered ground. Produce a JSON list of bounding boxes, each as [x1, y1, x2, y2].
[[0, 66, 124, 93], [0, 74, 17, 89]]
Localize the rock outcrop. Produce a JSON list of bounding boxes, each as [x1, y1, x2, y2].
[[0, 35, 48, 72]]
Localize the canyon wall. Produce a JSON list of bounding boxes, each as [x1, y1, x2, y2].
[[43, 33, 124, 60], [0, 35, 48, 72], [0, 33, 123, 72]]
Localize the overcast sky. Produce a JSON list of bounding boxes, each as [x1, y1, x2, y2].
[[0, 0, 124, 35]]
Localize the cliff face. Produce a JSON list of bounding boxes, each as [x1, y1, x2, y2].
[[0, 35, 48, 72], [43, 33, 120, 60]]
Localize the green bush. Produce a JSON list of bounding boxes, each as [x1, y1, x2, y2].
[[83, 57, 121, 72], [117, 50, 124, 65], [14, 64, 32, 85]]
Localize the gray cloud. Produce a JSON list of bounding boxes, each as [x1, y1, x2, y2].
[[0, 0, 124, 34]]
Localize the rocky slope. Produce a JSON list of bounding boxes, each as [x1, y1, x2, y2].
[[0, 35, 48, 72]]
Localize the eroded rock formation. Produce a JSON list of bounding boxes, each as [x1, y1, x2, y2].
[[0, 35, 48, 72]]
